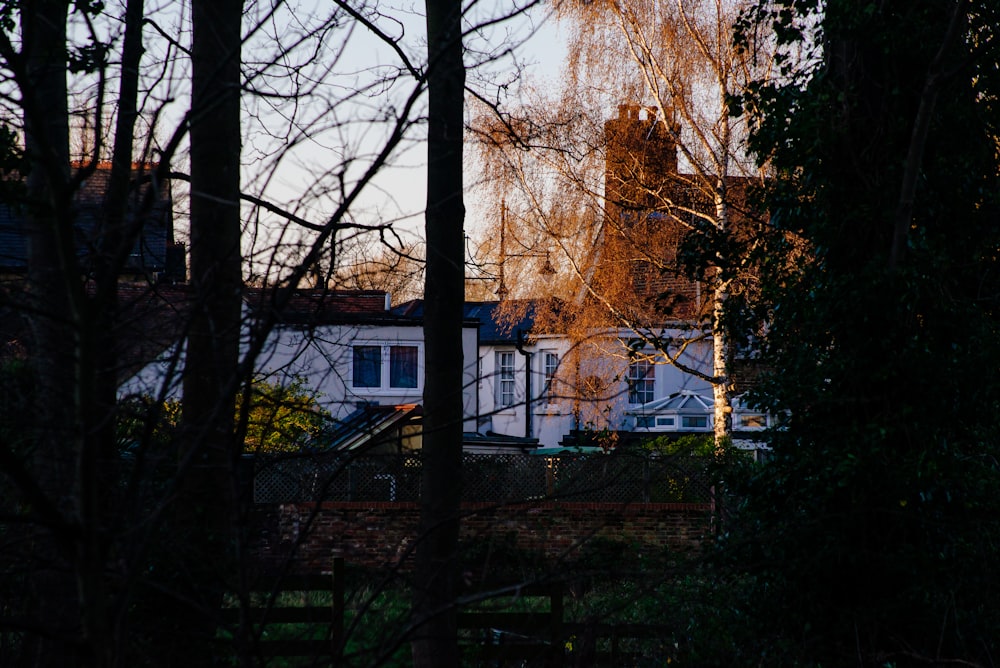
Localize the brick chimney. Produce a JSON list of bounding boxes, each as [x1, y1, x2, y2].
[[604, 103, 680, 216]]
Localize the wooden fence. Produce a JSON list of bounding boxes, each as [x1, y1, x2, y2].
[[220, 557, 678, 667], [219, 558, 346, 661]]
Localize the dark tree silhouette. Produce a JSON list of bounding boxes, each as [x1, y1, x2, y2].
[[412, 0, 467, 664]]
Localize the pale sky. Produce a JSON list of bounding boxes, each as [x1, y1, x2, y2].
[[233, 0, 567, 280]]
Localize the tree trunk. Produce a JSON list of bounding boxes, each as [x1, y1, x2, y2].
[[710, 86, 734, 448], [711, 277, 731, 445], [169, 0, 243, 661], [711, 183, 732, 447], [85, 2, 144, 660], [19, 1, 78, 664], [412, 0, 466, 664]]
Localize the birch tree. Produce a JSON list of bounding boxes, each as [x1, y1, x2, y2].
[[472, 0, 775, 444]]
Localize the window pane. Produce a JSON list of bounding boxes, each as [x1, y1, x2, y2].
[[543, 352, 558, 402], [499, 352, 515, 379], [682, 415, 708, 429], [627, 359, 655, 404], [740, 414, 767, 429], [390, 346, 418, 388], [353, 346, 381, 387], [497, 352, 515, 407]]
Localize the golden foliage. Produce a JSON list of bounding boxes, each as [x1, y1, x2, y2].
[[467, 0, 782, 434]]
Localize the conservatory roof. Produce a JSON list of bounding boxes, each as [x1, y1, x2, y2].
[[322, 403, 421, 452], [626, 391, 713, 415]]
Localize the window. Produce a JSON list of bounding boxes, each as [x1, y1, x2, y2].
[[496, 351, 515, 408], [682, 415, 708, 429], [542, 352, 559, 403], [627, 358, 655, 404], [352, 345, 381, 388], [352, 343, 420, 390], [635, 415, 655, 429], [738, 413, 767, 429], [389, 345, 418, 388], [634, 415, 677, 430]]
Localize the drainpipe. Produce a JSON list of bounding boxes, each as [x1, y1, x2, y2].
[[516, 328, 532, 439]]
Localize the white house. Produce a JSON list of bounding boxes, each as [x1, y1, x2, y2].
[[394, 299, 730, 449], [122, 289, 766, 452], [120, 289, 481, 443]]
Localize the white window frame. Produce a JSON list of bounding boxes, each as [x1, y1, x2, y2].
[[541, 351, 559, 404], [627, 357, 655, 405], [350, 342, 423, 393], [681, 415, 709, 430], [736, 413, 769, 430], [635, 415, 655, 429], [496, 350, 516, 408]]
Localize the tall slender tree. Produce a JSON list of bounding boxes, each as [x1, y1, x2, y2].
[[412, 0, 466, 662], [0, 0, 539, 662], [3, 0, 165, 662], [163, 0, 244, 661], [16, 1, 77, 663]]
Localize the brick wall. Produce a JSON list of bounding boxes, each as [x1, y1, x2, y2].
[[250, 501, 713, 574]]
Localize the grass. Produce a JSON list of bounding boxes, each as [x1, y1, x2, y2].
[[218, 583, 412, 667], [216, 555, 754, 667]]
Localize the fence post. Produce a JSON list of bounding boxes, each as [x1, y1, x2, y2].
[[550, 583, 565, 668], [332, 556, 345, 657], [643, 457, 651, 503]]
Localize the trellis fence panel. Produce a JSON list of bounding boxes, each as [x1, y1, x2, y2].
[[252, 452, 713, 505]]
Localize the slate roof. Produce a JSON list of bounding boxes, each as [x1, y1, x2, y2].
[[0, 162, 178, 278], [392, 299, 537, 344]]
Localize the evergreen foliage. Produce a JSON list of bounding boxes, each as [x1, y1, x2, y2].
[[237, 377, 330, 453], [724, 1, 1000, 663], [119, 377, 330, 454]]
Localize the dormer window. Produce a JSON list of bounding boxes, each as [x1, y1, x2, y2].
[[351, 343, 421, 391], [352, 346, 381, 387]]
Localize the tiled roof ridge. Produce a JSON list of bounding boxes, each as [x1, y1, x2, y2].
[[70, 160, 160, 171], [244, 286, 392, 320]]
